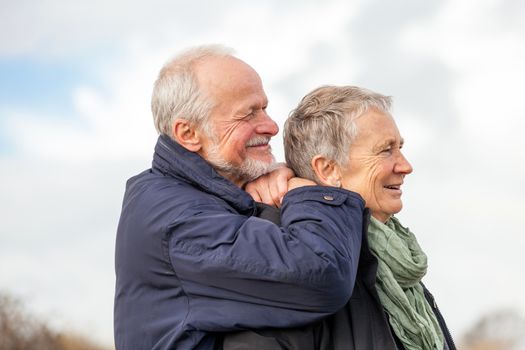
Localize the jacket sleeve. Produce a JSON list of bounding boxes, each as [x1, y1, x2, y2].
[[167, 186, 364, 331]]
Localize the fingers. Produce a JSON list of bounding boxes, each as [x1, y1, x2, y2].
[[245, 183, 262, 203], [257, 177, 275, 206], [268, 178, 282, 208], [244, 166, 295, 207], [245, 176, 273, 205], [272, 167, 294, 207]]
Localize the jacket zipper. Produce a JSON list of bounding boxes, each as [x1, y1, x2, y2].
[[423, 285, 457, 350]]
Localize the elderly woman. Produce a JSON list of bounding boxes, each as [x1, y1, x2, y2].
[[225, 86, 455, 350]]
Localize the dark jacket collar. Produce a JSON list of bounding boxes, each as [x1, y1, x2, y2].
[[152, 134, 255, 215]]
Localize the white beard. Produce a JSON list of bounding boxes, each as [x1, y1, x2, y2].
[[206, 142, 276, 184]]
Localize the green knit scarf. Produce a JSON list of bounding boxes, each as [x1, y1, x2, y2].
[[367, 216, 444, 350]]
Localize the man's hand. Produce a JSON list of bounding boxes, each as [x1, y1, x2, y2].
[[245, 165, 294, 207]]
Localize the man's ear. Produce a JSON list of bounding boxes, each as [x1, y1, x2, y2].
[[311, 155, 342, 187], [171, 119, 203, 152]]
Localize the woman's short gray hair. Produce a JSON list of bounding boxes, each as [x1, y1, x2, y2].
[[284, 85, 392, 181], [151, 45, 234, 137]]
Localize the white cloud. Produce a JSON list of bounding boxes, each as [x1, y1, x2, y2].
[[395, 0, 525, 334], [400, 0, 525, 159], [0, 0, 228, 58], [0, 156, 132, 345], [4, 51, 160, 162]]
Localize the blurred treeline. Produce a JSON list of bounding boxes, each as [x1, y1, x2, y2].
[[461, 308, 525, 350], [1, 290, 525, 350], [0, 291, 112, 350]]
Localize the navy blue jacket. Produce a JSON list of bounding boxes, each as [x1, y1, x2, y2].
[[114, 135, 365, 350], [223, 208, 456, 350]]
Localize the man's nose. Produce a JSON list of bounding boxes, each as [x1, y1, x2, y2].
[[255, 112, 279, 136]]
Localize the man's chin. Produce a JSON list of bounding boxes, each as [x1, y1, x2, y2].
[[207, 152, 276, 185], [238, 156, 277, 182]]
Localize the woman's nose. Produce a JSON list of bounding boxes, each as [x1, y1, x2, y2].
[[395, 151, 413, 174]]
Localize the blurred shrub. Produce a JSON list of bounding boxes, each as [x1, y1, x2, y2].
[[460, 309, 525, 350], [0, 291, 111, 350]]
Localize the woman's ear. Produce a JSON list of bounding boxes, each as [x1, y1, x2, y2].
[[311, 155, 342, 187], [171, 119, 203, 152]]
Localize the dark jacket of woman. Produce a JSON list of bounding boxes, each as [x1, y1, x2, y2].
[[223, 204, 456, 350]]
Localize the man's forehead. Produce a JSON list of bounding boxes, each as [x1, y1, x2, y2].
[[201, 59, 263, 94], [195, 56, 253, 81]]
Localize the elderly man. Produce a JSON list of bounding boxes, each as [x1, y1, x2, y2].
[[114, 46, 366, 350]]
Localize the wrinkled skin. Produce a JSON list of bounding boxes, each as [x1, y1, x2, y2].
[[196, 56, 279, 186], [339, 109, 413, 222]]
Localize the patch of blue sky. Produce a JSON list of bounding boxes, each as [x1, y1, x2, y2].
[[0, 57, 102, 117], [0, 117, 19, 155], [0, 54, 116, 155]]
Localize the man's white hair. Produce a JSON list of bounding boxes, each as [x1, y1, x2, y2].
[[151, 44, 234, 138]]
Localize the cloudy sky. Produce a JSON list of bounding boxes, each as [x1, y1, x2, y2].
[[1, 0, 524, 347]]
